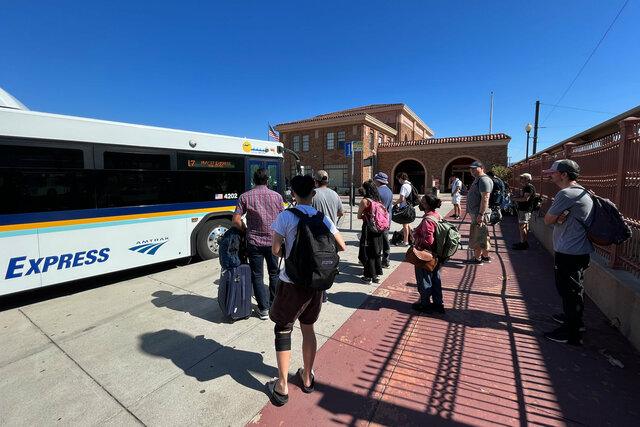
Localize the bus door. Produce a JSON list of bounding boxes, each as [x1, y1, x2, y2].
[[247, 160, 281, 193]]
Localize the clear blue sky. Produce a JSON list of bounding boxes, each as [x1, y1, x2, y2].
[[2, 0, 638, 164]]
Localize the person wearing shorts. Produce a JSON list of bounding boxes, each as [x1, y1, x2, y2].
[[511, 173, 536, 250], [267, 175, 346, 406], [450, 175, 462, 219], [466, 161, 493, 265]]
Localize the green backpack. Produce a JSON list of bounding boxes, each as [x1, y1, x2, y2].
[[426, 215, 461, 262]]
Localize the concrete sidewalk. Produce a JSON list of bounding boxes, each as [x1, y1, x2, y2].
[[253, 208, 640, 426]]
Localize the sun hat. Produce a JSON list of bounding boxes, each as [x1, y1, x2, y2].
[[373, 172, 389, 184]]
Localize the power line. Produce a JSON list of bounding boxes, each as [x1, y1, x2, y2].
[[540, 103, 616, 115], [543, 0, 629, 124]]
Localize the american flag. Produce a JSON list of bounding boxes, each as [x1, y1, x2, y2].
[[268, 123, 279, 142]]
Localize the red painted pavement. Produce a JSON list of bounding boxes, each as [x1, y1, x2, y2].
[[251, 206, 640, 426]]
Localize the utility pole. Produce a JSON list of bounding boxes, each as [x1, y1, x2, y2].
[[489, 91, 494, 135], [533, 100, 540, 154]]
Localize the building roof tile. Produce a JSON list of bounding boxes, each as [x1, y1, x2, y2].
[[276, 104, 406, 127], [379, 133, 510, 148]]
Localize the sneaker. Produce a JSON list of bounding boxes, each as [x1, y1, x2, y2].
[[396, 241, 410, 247], [454, 216, 461, 220], [255, 308, 269, 320], [481, 256, 492, 263], [552, 313, 587, 332], [382, 261, 391, 269], [372, 277, 380, 284], [432, 303, 446, 314], [360, 276, 372, 284], [411, 301, 433, 313], [466, 258, 483, 266], [544, 327, 583, 345]]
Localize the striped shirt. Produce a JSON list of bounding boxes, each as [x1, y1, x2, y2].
[[234, 185, 284, 247]]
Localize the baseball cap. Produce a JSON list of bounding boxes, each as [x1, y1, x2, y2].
[[542, 159, 580, 174], [520, 173, 532, 180], [373, 172, 389, 184], [313, 170, 329, 182], [470, 161, 484, 168]]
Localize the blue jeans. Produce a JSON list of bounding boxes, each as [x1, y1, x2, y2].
[[414, 263, 442, 305], [246, 243, 280, 310]]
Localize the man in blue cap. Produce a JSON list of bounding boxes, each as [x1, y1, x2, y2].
[[374, 172, 393, 268]]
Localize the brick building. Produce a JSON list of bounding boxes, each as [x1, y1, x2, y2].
[[275, 104, 510, 193]]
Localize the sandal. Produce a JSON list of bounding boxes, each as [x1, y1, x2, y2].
[[266, 378, 288, 406], [297, 367, 315, 394]]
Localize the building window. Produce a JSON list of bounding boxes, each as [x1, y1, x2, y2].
[[369, 132, 374, 150], [293, 136, 300, 152], [326, 132, 334, 150], [377, 135, 382, 147], [302, 135, 309, 152], [324, 164, 348, 189], [404, 134, 409, 142], [338, 131, 345, 150]]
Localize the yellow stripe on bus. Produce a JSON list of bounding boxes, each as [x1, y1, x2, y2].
[[0, 206, 235, 232]]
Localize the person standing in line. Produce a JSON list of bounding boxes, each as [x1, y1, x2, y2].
[[411, 194, 446, 314], [311, 170, 344, 227], [357, 180, 384, 284], [232, 168, 284, 320], [511, 173, 536, 250], [393, 172, 413, 246], [466, 161, 493, 265], [449, 175, 462, 219], [267, 175, 346, 406], [311, 170, 344, 302], [543, 160, 593, 345], [373, 172, 393, 268]]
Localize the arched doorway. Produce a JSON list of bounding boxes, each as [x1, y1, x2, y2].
[[444, 157, 477, 192], [393, 159, 426, 193]]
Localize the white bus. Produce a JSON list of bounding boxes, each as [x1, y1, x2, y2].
[[0, 89, 287, 296]]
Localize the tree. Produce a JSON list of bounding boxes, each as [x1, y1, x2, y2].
[[491, 166, 512, 183]]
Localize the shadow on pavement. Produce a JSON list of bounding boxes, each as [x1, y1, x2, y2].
[[150, 290, 232, 323], [139, 329, 276, 393]]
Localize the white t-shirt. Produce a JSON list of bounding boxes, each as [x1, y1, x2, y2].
[[451, 178, 461, 194], [399, 181, 412, 208], [270, 204, 338, 283]]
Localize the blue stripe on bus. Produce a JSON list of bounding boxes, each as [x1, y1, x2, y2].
[[0, 200, 235, 226]]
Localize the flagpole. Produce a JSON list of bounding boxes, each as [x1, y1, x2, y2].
[[267, 122, 270, 141]]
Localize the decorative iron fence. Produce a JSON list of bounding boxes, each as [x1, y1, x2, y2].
[[509, 117, 640, 277]]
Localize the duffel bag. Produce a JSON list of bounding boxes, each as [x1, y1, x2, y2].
[[392, 204, 416, 224]]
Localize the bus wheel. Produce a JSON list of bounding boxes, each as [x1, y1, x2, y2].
[[197, 219, 232, 260]]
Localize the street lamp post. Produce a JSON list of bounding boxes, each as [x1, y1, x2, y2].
[[525, 123, 533, 162]]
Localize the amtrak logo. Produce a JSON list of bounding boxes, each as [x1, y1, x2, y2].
[[129, 237, 169, 255]]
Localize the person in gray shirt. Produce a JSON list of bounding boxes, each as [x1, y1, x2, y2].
[[312, 170, 344, 302], [466, 161, 493, 265], [543, 159, 593, 346], [312, 170, 344, 227]]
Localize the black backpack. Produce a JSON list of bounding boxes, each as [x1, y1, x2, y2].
[[489, 178, 505, 207], [407, 184, 420, 207], [571, 186, 631, 246], [529, 195, 543, 212], [285, 208, 340, 291]]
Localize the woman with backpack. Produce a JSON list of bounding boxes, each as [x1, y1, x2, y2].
[[412, 194, 446, 314], [357, 180, 385, 284]]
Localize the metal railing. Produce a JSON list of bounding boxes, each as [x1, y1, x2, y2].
[[509, 117, 640, 277]]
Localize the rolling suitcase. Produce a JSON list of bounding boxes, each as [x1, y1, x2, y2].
[[218, 264, 252, 320]]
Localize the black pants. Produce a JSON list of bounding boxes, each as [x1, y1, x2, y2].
[[554, 252, 590, 339], [381, 229, 390, 264]]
